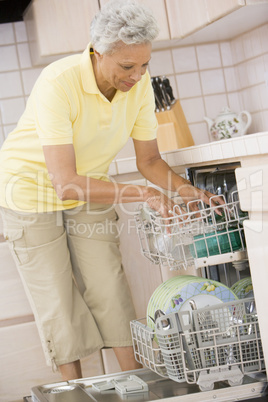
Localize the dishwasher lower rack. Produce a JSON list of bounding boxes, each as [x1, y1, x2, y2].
[[135, 195, 248, 270], [130, 298, 265, 392]]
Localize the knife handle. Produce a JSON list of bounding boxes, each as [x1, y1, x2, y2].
[[162, 76, 176, 104]]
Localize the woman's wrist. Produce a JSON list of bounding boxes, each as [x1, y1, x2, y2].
[[173, 175, 192, 194], [141, 186, 160, 203]]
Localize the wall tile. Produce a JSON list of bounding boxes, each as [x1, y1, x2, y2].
[[204, 94, 229, 119], [210, 143, 224, 159], [188, 122, 210, 145], [116, 157, 137, 174], [183, 149, 194, 164], [0, 71, 23, 98], [246, 57, 265, 87], [235, 63, 249, 90], [250, 27, 263, 58], [200, 145, 213, 162], [190, 147, 202, 163], [22, 68, 43, 95], [242, 28, 263, 60], [0, 23, 14, 45], [264, 53, 268, 71], [248, 112, 261, 134], [261, 110, 268, 132], [166, 150, 184, 167], [259, 23, 268, 54], [232, 138, 247, 157], [224, 67, 239, 92], [3, 124, 16, 137], [200, 69, 226, 95], [180, 97, 205, 124], [0, 45, 19, 72], [220, 141, 235, 159], [175, 72, 202, 98], [254, 111, 266, 133], [259, 84, 268, 110], [244, 135, 260, 155], [14, 21, 28, 43], [230, 37, 245, 65], [0, 98, 25, 125], [0, 125, 4, 148], [257, 130, 268, 153], [17, 43, 32, 68], [172, 46, 198, 73], [241, 87, 262, 114], [160, 152, 168, 163], [115, 137, 136, 159], [150, 49, 174, 76], [196, 44, 221, 70], [227, 92, 243, 113], [220, 42, 233, 67], [108, 161, 117, 176], [242, 31, 255, 60]]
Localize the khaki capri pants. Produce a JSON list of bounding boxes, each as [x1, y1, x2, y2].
[[0, 204, 136, 368]]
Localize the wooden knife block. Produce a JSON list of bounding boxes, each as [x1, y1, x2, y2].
[[156, 101, 194, 152]]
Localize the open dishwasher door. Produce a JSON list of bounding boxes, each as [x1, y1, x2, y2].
[[28, 368, 267, 402]]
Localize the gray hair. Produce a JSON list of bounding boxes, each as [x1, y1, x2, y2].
[[90, 0, 160, 54]]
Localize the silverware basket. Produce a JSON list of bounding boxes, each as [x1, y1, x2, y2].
[[130, 298, 265, 392], [135, 194, 248, 270]]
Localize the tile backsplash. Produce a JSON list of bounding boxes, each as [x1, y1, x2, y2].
[[0, 20, 268, 157]]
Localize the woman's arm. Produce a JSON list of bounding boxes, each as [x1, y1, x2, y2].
[[42, 143, 174, 217], [133, 138, 224, 210]]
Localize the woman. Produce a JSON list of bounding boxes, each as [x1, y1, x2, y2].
[[0, 0, 220, 380]]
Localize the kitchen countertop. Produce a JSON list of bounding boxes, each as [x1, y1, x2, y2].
[[110, 132, 268, 181]]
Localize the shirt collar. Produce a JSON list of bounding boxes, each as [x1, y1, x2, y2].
[[80, 43, 100, 95], [80, 43, 128, 103]]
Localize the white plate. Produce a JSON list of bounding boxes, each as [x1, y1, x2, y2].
[[147, 276, 237, 328]]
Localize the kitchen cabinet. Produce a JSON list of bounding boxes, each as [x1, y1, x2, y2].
[[165, 0, 245, 39], [206, 0, 245, 23], [24, 0, 268, 65], [99, 0, 170, 41], [24, 0, 99, 65], [165, 0, 208, 39]]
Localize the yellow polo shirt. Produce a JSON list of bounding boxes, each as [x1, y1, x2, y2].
[[0, 44, 157, 212]]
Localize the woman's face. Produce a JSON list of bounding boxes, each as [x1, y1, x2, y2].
[[94, 42, 152, 93]]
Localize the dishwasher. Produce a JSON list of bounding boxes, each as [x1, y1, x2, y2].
[[26, 162, 267, 402]]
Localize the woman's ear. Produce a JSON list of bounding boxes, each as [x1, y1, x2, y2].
[[94, 49, 103, 60]]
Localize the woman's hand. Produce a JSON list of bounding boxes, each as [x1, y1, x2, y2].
[[145, 189, 176, 219], [176, 178, 225, 214]]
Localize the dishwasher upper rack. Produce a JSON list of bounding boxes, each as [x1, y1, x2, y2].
[[130, 297, 265, 392], [135, 193, 248, 270]]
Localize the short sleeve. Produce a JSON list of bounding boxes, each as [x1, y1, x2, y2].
[[32, 75, 74, 146], [130, 74, 158, 141]]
